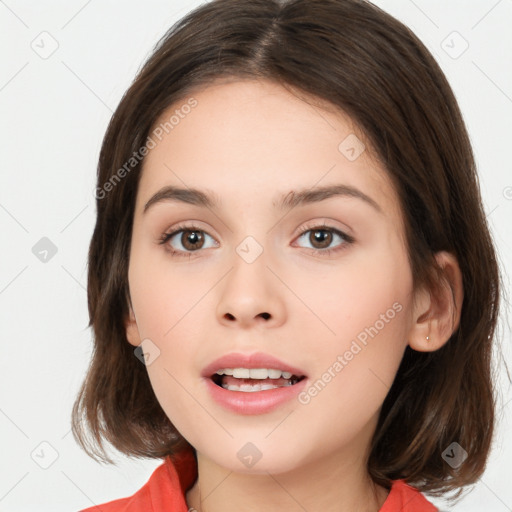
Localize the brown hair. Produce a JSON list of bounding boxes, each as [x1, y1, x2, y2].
[[72, 0, 501, 499]]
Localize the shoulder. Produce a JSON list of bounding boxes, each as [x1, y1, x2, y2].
[[78, 463, 163, 512], [379, 479, 438, 512], [78, 449, 197, 512], [79, 490, 148, 512]]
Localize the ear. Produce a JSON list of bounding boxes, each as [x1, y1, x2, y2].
[[408, 251, 464, 352], [125, 304, 142, 347]]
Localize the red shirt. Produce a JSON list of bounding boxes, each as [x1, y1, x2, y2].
[[80, 447, 437, 511]]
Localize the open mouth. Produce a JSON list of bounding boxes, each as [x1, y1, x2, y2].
[[211, 368, 306, 392]]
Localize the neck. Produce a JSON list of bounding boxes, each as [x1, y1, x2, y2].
[[185, 431, 389, 512]]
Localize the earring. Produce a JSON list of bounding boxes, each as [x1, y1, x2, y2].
[[426, 335, 430, 342]]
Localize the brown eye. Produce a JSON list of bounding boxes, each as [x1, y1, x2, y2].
[[180, 230, 205, 251], [308, 229, 333, 249], [295, 225, 354, 254], [159, 225, 217, 256]]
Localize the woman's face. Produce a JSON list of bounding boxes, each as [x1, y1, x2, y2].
[[126, 78, 419, 474]]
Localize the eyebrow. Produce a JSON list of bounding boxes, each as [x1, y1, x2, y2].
[[275, 184, 382, 213], [142, 184, 382, 214]]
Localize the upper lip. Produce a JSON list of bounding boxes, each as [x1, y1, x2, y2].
[[201, 352, 307, 378]]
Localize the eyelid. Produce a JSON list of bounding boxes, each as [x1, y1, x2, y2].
[[293, 219, 354, 241], [158, 222, 218, 254], [292, 222, 355, 255], [158, 219, 355, 257], [159, 220, 219, 243]]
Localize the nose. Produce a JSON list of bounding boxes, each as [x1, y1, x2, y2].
[[216, 246, 286, 329]]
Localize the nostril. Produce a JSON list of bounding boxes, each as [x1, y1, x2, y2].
[[222, 312, 270, 321]]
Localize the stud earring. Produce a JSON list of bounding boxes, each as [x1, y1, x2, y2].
[[426, 336, 430, 342]]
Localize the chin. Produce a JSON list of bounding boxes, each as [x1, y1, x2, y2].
[[195, 437, 312, 476]]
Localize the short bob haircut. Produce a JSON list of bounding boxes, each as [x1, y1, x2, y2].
[[72, 0, 501, 500]]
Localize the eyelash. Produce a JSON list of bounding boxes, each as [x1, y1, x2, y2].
[[296, 223, 355, 256], [158, 222, 355, 258], [158, 223, 212, 259]]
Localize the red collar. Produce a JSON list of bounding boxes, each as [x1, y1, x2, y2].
[[81, 446, 437, 511], [164, 448, 437, 512]]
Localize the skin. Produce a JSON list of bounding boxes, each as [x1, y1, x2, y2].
[[125, 78, 463, 512]]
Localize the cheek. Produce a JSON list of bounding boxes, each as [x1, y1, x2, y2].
[[291, 239, 412, 345], [128, 245, 211, 340], [293, 249, 413, 435], [127, 248, 214, 427]]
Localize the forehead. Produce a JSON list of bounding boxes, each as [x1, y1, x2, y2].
[[137, 79, 401, 222]]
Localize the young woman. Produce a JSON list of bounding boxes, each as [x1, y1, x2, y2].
[[73, 1, 501, 510]]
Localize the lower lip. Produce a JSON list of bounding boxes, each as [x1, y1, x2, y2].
[[204, 377, 308, 415]]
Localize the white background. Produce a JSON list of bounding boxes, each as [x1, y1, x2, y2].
[[1, 1, 511, 511]]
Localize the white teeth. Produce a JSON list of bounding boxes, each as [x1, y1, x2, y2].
[[216, 368, 296, 379], [222, 382, 294, 392], [240, 384, 258, 392], [233, 368, 250, 378], [216, 368, 234, 376], [250, 368, 269, 379]]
